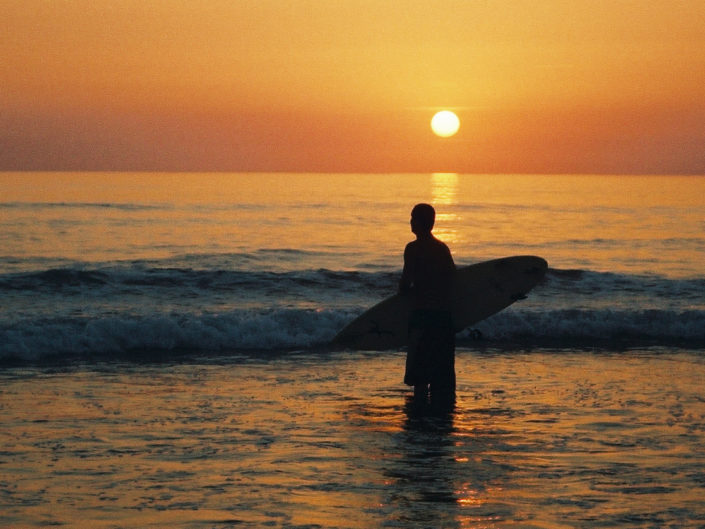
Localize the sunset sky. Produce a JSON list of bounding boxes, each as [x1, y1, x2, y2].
[[2, 0, 704, 174]]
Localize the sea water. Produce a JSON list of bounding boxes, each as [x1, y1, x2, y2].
[[1, 172, 703, 358], [1, 172, 705, 528]]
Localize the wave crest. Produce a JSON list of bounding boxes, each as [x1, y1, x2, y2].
[[2, 307, 703, 363]]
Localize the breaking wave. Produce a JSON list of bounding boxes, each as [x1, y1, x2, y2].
[[1, 262, 704, 363]]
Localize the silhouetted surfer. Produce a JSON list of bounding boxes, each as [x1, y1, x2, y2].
[[399, 203, 456, 405]]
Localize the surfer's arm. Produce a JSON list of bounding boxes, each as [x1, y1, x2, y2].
[[399, 243, 414, 295], [399, 276, 411, 295], [399, 265, 412, 295]]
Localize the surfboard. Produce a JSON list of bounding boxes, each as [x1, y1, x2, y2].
[[332, 255, 547, 350]]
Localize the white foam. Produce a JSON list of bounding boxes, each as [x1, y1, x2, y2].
[[0, 309, 354, 361], [2, 306, 704, 363], [469, 308, 705, 344]]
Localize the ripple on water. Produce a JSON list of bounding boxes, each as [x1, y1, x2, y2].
[[0, 350, 704, 528]]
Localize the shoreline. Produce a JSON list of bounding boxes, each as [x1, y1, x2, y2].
[[2, 340, 704, 370]]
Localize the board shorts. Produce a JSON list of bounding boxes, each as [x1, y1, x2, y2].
[[404, 309, 455, 391]]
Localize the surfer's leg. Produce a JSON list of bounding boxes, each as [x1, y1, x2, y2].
[[414, 383, 429, 400], [405, 316, 429, 386], [429, 321, 456, 403], [429, 364, 455, 406], [404, 327, 423, 386]]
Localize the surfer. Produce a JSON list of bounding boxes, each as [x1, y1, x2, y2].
[[399, 203, 456, 404]]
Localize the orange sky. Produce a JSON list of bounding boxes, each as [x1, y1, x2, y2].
[[2, 0, 704, 173]]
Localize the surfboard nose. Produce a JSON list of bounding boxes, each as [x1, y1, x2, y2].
[[522, 256, 549, 276]]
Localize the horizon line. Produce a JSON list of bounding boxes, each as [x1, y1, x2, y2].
[[1, 170, 704, 177]]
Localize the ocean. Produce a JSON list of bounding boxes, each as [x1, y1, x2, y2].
[[1, 172, 704, 528]]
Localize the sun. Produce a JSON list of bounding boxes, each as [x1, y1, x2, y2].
[[430, 110, 460, 138]]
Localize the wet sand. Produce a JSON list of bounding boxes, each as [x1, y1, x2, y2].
[[1, 349, 704, 528]]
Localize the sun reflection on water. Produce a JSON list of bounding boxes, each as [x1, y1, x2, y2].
[[431, 172, 461, 245]]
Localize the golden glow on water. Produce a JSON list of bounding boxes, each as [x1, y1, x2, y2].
[[3, 351, 704, 528], [431, 172, 458, 205], [431, 172, 461, 245], [1, 172, 704, 277]]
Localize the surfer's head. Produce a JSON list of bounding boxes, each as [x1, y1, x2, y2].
[[411, 203, 435, 234]]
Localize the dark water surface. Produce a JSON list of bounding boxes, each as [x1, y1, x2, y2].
[[2, 349, 704, 528]]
